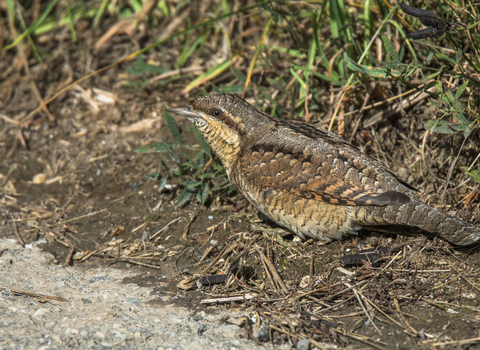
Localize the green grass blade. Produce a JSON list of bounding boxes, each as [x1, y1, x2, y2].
[[3, 0, 61, 50], [177, 29, 207, 68], [192, 125, 212, 158], [294, 66, 342, 84], [329, 0, 341, 38], [183, 56, 237, 93], [92, 0, 110, 29], [65, 0, 77, 42], [5, 0, 14, 20], [364, 0, 372, 55], [163, 106, 182, 143], [290, 68, 307, 94], [14, 5, 43, 63], [134, 142, 178, 153]]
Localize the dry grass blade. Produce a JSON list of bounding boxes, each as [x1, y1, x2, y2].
[[10, 217, 25, 247], [1, 286, 66, 302], [358, 290, 406, 330], [254, 245, 288, 293], [150, 217, 183, 240], [448, 262, 480, 293], [344, 282, 382, 335], [183, 56, 239, 94], [93, 253, 162, 269], [52, 209, 108, 226], [393, 297, 418, 336], [430, 337, 480, 347], [202, 243, 237, 274], [182, 212, 198, 240], [149, 66, 204, 83], [200, 294, 255, 304]]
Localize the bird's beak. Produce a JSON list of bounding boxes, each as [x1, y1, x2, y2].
[[167, 107, 202, 119]]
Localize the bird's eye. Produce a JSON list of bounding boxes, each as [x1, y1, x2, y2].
[[212, 109, 223, 118]]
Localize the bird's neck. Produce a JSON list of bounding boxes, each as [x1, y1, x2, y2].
[[195, 121, 242, 169]]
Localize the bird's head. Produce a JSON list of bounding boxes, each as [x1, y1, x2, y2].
[[168, 94, 271, 168]]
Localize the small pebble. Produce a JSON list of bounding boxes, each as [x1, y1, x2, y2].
[[296, 338, 311, 350], [253, 325, 270, 342], [124, 298, 140, 306], [197, 324, 207, 336]]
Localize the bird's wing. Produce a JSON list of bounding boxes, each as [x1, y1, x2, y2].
[[240, 121, 411, 206]]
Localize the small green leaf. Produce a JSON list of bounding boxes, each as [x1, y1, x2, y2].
[[427, 51, 434, 64], [426, 66, 444, 80], [163, 106, 182, 143], [186, 158, 202, 171], [192, 125, 211, 157], [158, 177, 167, 191], [383, 62, 400, 69], [460, 167, 480, 184], [456, 47, 462, 63], [161, 137, 177, 162], [145, 172, 160, 180], [455, 81, 469, 99], [294, 66, 338, 83], [196, 191, 202, 203], [176, 188, 193, 207], [436, 80, 443, 93], [212, 180, 230, 190], [135, 56, 167, 74], [436, 53, 456, 66], [445, 91, 468, 124], [134, 142, 179, 153], [424, 120, 465, 134], [429, 99, 441, 108], [382, 35, 399, 63], [201, 186, 209, 204], [183, 181, 202, 189], [231, 66, 247, 83], [345, 55, 401, 78], [212, 84, 246, 93]]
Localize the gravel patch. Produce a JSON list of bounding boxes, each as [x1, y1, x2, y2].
[[0, 239, 278, 349]]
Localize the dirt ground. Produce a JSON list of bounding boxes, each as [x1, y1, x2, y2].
[[2, 2, 480, 349]]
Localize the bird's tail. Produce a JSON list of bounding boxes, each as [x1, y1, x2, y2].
[[357, 201, 480, 246]]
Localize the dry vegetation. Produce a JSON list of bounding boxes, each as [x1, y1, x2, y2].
[[1, 0, 480, 348]]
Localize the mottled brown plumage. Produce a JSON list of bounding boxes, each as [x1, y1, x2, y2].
[[168, 94, 480, 246]]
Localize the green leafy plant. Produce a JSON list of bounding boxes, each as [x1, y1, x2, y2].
[[135, 106, 231, 207]]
